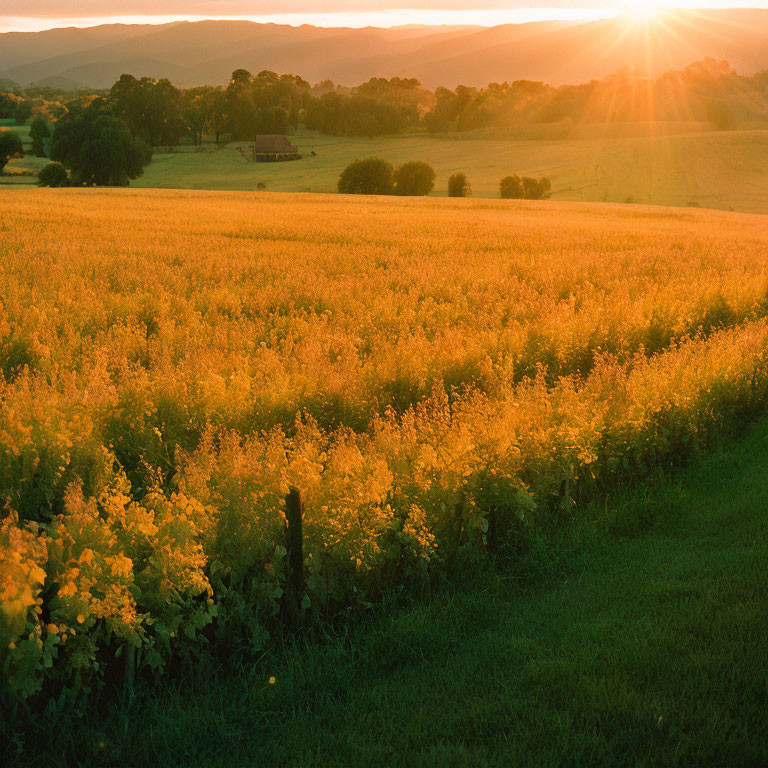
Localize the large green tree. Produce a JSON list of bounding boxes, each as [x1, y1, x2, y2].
[[224, 69, 307, 140], [50, 101, 151, 186], [109, 74, 185, 147], [29, 117, 50, 157], [0, 131, 23, 172], [14, 100, 32, 125]]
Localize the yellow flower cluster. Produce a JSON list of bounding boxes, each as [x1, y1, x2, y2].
[[2, 189, 768, 697], [0, 512, 47, 646]]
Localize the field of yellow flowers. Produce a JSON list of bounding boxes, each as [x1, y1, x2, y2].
[[2, 188, 768, 700]]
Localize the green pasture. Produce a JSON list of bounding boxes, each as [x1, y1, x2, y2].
[[135, 127, 768, 213], [4, 119, 768, 211]]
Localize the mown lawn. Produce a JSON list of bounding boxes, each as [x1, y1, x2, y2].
[[17, 419, 768, 767]]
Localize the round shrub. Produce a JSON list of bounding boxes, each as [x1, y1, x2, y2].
[[448, 171, 471, 198], [37, 162, 69, 188], [394, 161, 436, 196], [338, 157, 395, 195]]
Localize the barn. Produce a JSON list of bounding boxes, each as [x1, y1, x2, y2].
[[251, 135, 301, 162]]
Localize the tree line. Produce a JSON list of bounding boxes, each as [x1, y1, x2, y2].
[[423, 59, 768, 135], [4, 56, 764, 153], [101, 71, 424, 146], [4, 57, 766, 188]]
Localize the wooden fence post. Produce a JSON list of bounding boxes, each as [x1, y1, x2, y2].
[[284, 487, 304, 627]]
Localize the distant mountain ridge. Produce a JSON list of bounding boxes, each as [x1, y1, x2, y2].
[[2, 9, 768, 90]]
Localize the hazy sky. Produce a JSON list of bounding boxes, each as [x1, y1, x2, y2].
[[3, 1, 767, 32]]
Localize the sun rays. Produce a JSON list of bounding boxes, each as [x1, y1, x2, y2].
[[621, 1, 665, 20]]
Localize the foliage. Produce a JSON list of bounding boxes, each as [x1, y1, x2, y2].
[[0, 130, 23, 172], [500, 174, 525, 199], [421, 58, 768, 134], [50, 101, 151, 186], [394, 161, 436, 196], [17, 417, 768, 767], [448, 171, 471, 197], [14, 100, 32, 125], [305, 77, 426, 137], [183, 86, 227, 145], [224, 69, 308, 141], [500, 174, 551, 200], [4, 56, 768, 155], [337, 157, 395, 194], [109, 75, 186, 147], [0, 92, 20, 119], [29, 117, 50, 157], [305, 93, 406, 137], [37, 162, 69, 187], [3, 189, 768, 703], [522, 176, 552, 200]]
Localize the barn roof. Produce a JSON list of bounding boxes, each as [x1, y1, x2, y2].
[[252, 135, 298, 153]]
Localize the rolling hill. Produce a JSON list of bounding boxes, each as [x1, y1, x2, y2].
[[2, 8, 768, 89]]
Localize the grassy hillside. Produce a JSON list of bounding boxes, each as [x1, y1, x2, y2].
[[5, 119, 768, 213], [12, 410, 768, 767], [132, 128, 768, 213]]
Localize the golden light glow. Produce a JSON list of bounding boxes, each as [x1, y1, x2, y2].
[[620, 1, 663, 20], [4, 4, 768, 33]]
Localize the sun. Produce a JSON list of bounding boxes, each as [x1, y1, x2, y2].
[[620, 1, 664, 20]]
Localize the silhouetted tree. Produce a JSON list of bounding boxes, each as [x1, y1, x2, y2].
[[448, 171, 471, 197], [0, 131, 23, 172], [338, 157, 394, 195], [394, 161, 435, 196]]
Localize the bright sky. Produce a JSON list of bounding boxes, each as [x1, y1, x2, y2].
[[2, 2, 767, 32]]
